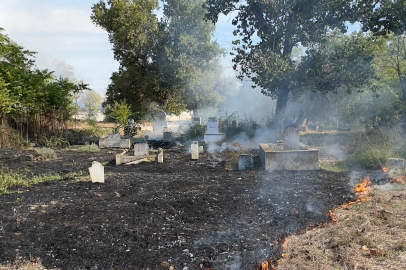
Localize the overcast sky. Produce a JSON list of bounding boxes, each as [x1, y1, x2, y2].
[[0, 0, 237, 98]]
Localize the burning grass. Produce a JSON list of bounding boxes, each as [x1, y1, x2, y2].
[[277, 183, 406, 270]]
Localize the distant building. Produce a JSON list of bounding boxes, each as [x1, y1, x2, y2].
[[73, 108, 105, 122]]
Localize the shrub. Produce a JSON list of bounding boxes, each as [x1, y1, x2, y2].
[[184, 124, 206, 140], [77, 143, 100, 153], [34, 147, 57, 160]]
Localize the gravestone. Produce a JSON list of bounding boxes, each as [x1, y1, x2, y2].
[[134, 143, 149, 156], [204, 117, 226, 142], [198, 146, 204, 154], [192, 116, 202, 125], [157, 148, 163, 163], [284, 127, 299, 150], [89, 161, 104, 183], [238, 155, 254, 170], [163, 132, 172, 140], [191, 141, 199, 160]]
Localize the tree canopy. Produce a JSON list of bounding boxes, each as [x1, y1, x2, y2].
[[91, 0, 223, 119]]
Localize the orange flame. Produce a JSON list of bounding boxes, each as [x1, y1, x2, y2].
[[354, 176, 371, 193], [382, 166, 388, 173], [389, 175, 405, 184]]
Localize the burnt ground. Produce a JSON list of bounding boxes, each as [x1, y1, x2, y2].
[[0, 146, 385, 270]]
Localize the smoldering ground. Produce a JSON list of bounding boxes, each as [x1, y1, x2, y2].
[[0, 148, 358, 270]]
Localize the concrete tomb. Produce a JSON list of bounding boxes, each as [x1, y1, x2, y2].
[[134, 143, 149, 156], [204, 117, 226, 142], [260, 143, 319, 171], [158, 148, 164, 163], [89, 161, 104, 183], [284, 127, 299, 150], [191, 141, 199, 160], [238, 154, 254, 171]]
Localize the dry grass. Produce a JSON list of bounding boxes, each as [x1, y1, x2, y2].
[[0, 257, 60, 270], [277, 184, 406, 270]]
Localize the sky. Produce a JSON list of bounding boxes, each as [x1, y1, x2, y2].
[[0, 0, 237, 98]]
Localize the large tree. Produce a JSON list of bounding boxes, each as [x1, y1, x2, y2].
[[205, 0, 376, 138], [91, 0, 222, 118]]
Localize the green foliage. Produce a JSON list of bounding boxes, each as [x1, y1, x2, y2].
[[81, 119, 106, 138], [41, 136, 70, 149], [109, 100, 132, 128], [0, 167, 61, 195], [184, 124, 206, 140], [0, 28, 89, 147], [82, 90, 101, 119], [34, 147, 57, 160], [77, 143, 100, 153], [92, 0, 222, 117]]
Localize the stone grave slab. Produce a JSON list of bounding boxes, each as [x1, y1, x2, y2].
[[99, 138, 131, 149], [134, 143, 149, 156], [260, 143, 319, 171]]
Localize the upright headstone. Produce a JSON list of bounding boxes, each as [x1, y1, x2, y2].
[[158, 148, 164, 163], [192, 116, 202, 125], [163, 132, 172, 140], [89, 161, 104, 183], [284, 127, 299, 150], [134, 143, 149, 156], [198, 146, 204, 154], [206, 117, 219, 134], [238, 155, 254, 170], [191, 141, 199, 160]]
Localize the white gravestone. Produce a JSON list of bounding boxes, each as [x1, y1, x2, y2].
[[191, 141, 199, 160], [284, 127, 300, 150], [158, 148, 163, 163], [204, 117, 226, 142], [89, 161, 104, 183], [134, 143, 149, 156]]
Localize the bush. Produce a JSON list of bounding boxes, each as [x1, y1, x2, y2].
[[77, 143, 100, 153], [184, 124, 206, 140], [34, 147, 57, 160]]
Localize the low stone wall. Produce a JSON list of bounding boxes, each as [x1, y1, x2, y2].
[[259, 143, 319, 171], [99, 138, 131, 149]]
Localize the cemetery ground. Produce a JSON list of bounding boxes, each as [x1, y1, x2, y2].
[[0, 143, 404, 269]]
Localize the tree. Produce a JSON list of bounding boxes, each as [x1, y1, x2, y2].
[[82, 90, 102, 119], [109, 100, 132, 130], [205, 0, 373, 139], [91, 0, 222, 118]]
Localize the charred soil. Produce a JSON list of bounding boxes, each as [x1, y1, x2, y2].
[[0, 147, 375, 269]]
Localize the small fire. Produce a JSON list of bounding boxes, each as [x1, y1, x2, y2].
[[389, 175, 405, 184], [329, 210, 338, 222], [382, 166, 388, 173], [354, 176, 371, 193], [256, 260, 277, 270]]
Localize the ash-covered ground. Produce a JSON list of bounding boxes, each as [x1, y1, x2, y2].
[[0, 146, 382, 269]]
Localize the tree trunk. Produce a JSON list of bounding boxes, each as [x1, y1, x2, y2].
[[268, 89, 290, 142]]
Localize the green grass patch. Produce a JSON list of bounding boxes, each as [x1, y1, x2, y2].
[[76, 143, 100, 153], [0, 167, 61, 195], [34, 147, 57, 160]]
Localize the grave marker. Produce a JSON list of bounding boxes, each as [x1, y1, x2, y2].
[[89, 161, 104, 183], [191, 141, 199, 160]]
